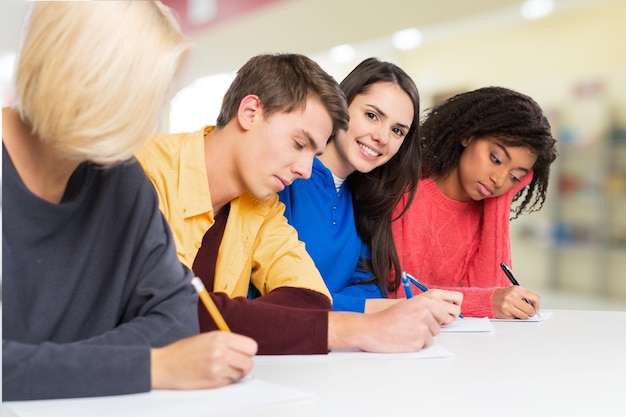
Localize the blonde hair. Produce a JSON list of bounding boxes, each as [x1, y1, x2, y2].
[[13, 1, 192, 165]]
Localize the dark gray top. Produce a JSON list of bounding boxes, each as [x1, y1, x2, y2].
[[2, 145, 197, 400]]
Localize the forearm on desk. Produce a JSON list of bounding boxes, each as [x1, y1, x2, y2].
[[2, 340, 150, 401], [327, 311, 369, 351], [433, 285, 497, 318], [204, 288, 330, 355]]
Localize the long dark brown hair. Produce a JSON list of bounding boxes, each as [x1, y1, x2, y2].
[[341, 58, 421, 294]]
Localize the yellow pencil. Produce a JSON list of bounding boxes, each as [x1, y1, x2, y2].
[[191, 277, 231, 332]]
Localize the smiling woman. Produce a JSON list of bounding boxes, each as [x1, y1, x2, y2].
[[278, 57, 463, 318], [390, 86, 559, 320]]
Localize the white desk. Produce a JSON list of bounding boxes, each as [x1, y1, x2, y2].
[[234, 309, 626, 417], [4, 310, 626, 417]]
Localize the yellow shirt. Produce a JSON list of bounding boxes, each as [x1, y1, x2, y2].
[[136, 126, 331, 301]]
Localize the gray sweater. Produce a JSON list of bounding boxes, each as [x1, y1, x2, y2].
[[2, 146, 198, 400]]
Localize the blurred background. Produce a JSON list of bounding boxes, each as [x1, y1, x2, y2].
[[2, 0, 625, 310]]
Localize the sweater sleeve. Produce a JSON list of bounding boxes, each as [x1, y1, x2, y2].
[[331, 284, 383, 313], [462, 172, 535, 317], [2, 341, 151, 400], [200, 287, 331, 355]]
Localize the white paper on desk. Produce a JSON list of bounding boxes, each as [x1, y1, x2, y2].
[[254, 343, 452, 364], [3, 377, 314, 417], [491, 311, 553, 322], [441, 317, 494, 332]]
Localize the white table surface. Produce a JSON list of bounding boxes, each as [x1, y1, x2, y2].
[[4, 310, 626, 417], [233, 309, 626, 417]]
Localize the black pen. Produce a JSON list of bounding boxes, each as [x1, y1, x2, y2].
[[499, 263, 533, 307]]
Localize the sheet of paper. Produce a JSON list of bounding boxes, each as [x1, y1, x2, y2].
[[254, 343, 452, 364], [3, 377, 313, 417], [441, 317, 494, 332], [491, 311, 553, 322]]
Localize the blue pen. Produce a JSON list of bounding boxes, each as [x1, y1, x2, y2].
[[401, 271, 413, 299], [405, 272, 428, 293], [406, 272, 463, 318]]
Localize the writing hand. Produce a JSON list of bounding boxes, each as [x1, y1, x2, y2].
[[420, 289, 463, 323], [151, 331, 258, 390], [492, 287, 540, 319]]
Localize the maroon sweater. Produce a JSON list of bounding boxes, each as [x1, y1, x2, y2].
[[192, 204, 331, 354]]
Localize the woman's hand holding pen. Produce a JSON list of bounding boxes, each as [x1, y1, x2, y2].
[[402, 273, 463, 322], [492, 286, 541, 319], [496, 263, 541, 319], [420, 289, 464, 323], [150, 331, 258, 390]]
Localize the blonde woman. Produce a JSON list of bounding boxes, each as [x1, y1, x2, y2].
[[2, 1, 256, 401]]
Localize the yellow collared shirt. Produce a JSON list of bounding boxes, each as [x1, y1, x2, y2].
[[136, 126, 331, 301]]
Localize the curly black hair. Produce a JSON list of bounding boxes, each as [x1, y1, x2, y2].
[[421, 86, 558, 219]]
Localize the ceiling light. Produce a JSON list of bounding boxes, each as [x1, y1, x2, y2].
[[188, 0, 217, 25], [520, 0, 554, 20], [329, 44, 355, 64], [392, 28, 422, 50]]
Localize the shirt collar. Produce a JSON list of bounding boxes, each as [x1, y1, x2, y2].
[[178, 126, 215, 220]]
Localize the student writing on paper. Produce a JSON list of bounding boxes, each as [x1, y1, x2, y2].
[[390, 87, 558, 319], [277, 58, 462, 317], [137, 53, 454, 355], [2, 1, 256, 401]]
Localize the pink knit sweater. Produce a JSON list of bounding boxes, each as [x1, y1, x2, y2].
[[391, 176, 531, 318]]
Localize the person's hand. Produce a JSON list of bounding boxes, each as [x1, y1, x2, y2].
[[330, 296, 456, 353], [151, 331, 258, 390], [362, 296, 457, 351], [492, 287, 540, 319], [420, 289, 463, 322]]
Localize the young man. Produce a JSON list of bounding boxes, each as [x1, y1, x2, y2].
[[137, 53, 460, 355]]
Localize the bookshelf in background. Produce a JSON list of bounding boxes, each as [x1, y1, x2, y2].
[[512, 80, 626, 302], [548, 80, 626, 299]]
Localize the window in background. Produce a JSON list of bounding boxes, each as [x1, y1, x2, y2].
[[169, 72, 235, 133]]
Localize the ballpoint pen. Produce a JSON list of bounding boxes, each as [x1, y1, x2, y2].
[[499, 263, 534, 308], [405, 272, 463, 318], [401, 271, 413, 299], [405, 272, 428, 293], [191, 277, 231, 332]]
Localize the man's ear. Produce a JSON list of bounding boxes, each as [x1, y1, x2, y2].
[[237, 94, 261, 131]]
